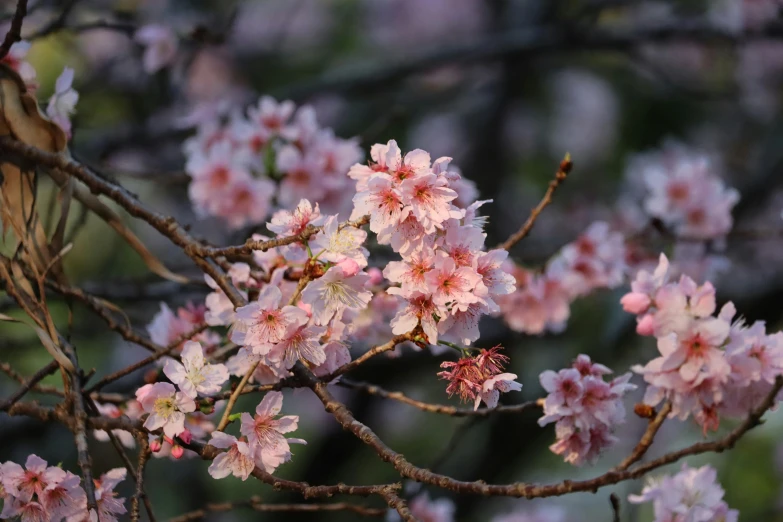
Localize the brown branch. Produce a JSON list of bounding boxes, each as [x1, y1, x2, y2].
[[6, 401, 403, 500], [61, 345, 98, 511], [23, 0, 78, 40], [610, 493, 620, 522], [85, 323, 209, 393], [0, 0, 28, 61], [378, 488, 415, 522], [0, 138, 244, 307], [339, 379, 542, 417], [167, 496, 385, 521], [130, 435, 153, 522], [281, 23, 783, 99], [9, 375, 781, 501], [613, 401, 672, 472], [215, 360, 259, 431], [197, 216, 370, 260], [297, 363, 783, 498], [325, 334, 415, 380], [497, 154, 571, 251], [0, 360, 59, 412], [101, 426, 156, 522]]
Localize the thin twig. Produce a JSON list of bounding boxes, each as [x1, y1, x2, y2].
[[0, 0, 28, 61], [130, 435, 153, 522], [613, 402, 672, 472], [0, 360, 59, 412], [297, 364, 783, 498], [86, 323, 210, 392], [610, 493, 620, 522], [497, 154, 572, 251], [340, 379, 542, 417], [378, 488, 415, 522], [167, 497, 385, 521], [215, 360, 259, 431]]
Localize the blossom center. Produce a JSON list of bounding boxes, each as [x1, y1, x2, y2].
[[154, 397, 176, 418]]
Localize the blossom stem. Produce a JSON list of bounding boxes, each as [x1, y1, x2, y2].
[[215, 361, 259, 431]]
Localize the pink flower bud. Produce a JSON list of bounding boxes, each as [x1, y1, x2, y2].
[[620, 292, 651, 314], [171, 445, 185, 459], [143, 369, 160, 384], [178, 429, 192, 445], [149, 439, 162, 453], [636, 314, 655, 336], [367, 267, 383, 285], [337, 258, 360, 277]]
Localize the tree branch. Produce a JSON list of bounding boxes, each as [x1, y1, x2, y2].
[[0, 0, 28, 61], [497, 154, 571, 251]]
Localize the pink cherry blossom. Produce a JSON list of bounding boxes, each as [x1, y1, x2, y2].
[[267, 199, 323, 236], [388, 290, 439, 343], [240, 391, 305, 473], [474, 373, 522, 410], [629, 464, 738, 522], [163, 341, 229, 398], [41, 471, 85, 520], [309, 215, 369, 267], [231, 285, 309, 353], [136, 382, 196, 438], [383, 247, 436, 295], [267, 321, 327, 369], [300, 265, 372, 326], [425, 255, 484, 312], [2, 41, 36, 89], [399, 173, 460, 233], [350, 174, 405, 235], [207, 432, 256, 481], [46, 67, 79, 137], [539, 356, 635, 465], [147, 301, 218, 352]]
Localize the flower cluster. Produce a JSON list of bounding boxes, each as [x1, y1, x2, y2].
[[208, 391, 305, 480], [624, 254, 783, 432], [628, 464, 738, 522], [0, 455, 126, 522], [498, 221, 626, 335], [438, 346, 522, 410], [538, 355, 635, 466], [148, 301, 220, 353], [183, 96, 362, 229], [136, 341, 227, 448], [349, 140, 515, 346], [624, 142, 739, 241]]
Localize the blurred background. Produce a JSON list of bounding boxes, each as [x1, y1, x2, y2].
[[4, 0, 783, 520]]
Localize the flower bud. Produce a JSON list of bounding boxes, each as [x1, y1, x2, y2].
[[143, 369, 160, 384], [178, 429, 192, 445], [636, 314, 655, 336], [149, 439, 162, 453], [620, 292, 651, 314], [171, 445, 185, 459]]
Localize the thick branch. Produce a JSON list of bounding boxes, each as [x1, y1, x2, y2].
[[298, 364, 783, 498]]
